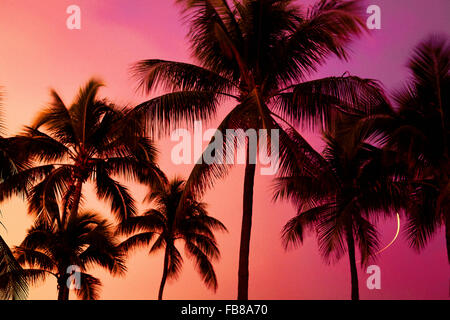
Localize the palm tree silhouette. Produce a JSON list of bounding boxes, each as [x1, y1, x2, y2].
[[0, 78, 165, 227], [275, 117, 406, 300], [13, 209, 125, 300], [118, 177, 227, 300], [0, 89, 30, 300], [366, 35, 449, 261], [132, 0, 387, 299]]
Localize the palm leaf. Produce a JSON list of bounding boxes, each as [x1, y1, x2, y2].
[[0, 236, 29, 300]]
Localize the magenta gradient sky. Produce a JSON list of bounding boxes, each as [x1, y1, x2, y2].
[[0, 0, 449, 300]]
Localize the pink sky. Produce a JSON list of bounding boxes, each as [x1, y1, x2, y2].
[[0, 0, 449, 300]]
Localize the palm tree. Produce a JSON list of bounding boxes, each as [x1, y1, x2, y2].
[[386, 36, 449, 261], [0, 89, 29, 300], [118, 177, 227, 300], [357, 35, 449, 262], [0, 78, 165, 227], [132, 0, 387, 299], [14, 209, 125, 300], [274, 118, 406, 300]]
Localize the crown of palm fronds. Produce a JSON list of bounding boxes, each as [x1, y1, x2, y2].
[[119, 177, 227, 291], [13, 209, 125, 300], [393, 35, 449, 252], [0, 79, 166, 226], [275, 117, 408, 267], [131, 0, 390, 217]]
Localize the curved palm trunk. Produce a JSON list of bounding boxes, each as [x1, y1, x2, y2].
[[237, 144, 257, 300], [158, 246, 170, 300], [346, 226, 359, 301]]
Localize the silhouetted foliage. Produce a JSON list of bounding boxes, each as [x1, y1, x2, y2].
[[14, 209, 125, 300], [133, 0, 388, 299], [275, 115, 408, 300], [0, 79, 166, 227], [118, 177, 227, 300]]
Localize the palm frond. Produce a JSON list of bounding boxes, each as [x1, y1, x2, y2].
[[270, 0, 366, 85], [117, 211, 166, 235], [0, 165, 55, 202], [176, 0, 244, 80], [273, 76, 389, 130], [0, 236, 29, 300], [316, 207, 347, 264], [133, 90, 221, 137], [32, 89, 77, 146], [184, 241, 217, 291], [133, 59, 236, 94], [281, 203, 335, 250], [353, 215, 380, 267], [13, 247, 55, 271], [118, 232, 157, 254], [95, 164, 137, 221], [27, 165, 72, 223], [74, 273, 102, 300], [176, 97, 257, 214], [166, 244, 183, 280]]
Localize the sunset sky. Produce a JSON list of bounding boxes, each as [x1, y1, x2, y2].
[[0, 0, 449, 300]]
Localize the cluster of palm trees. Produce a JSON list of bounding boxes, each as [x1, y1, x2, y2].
[[0, 0, 448, 300]]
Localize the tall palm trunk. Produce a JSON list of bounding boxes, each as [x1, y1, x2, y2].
[[237, 143, 257, 300], [66, 179, 83, 223], [346, 225, 359, 301], [158, 245, 170, 300], [57, 276, 69, 301], [446, 215, 450, 264], [60, 182, 75, 228]]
